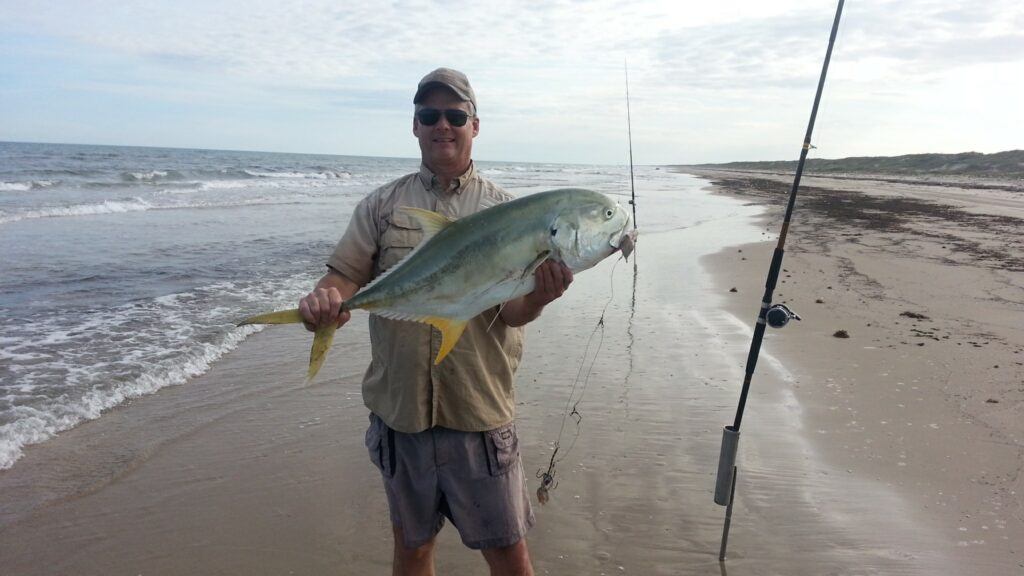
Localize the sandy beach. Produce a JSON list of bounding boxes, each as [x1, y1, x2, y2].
[[1, 169, 1021, 575], [693, 168, 1024, 573]]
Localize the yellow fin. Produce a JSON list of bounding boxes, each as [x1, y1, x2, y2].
[[238, 308, 303, 326], [307, 324, 337, 381], [396, 206, 453, 240], [423, 316, 468, 365]]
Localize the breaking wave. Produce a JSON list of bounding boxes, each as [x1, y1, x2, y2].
[[0, 195, 323, 225], [242, 169, 351, 179], [0, 198, 155, 224], [0, 180, 59, 191], [120, 170, 186, 182]]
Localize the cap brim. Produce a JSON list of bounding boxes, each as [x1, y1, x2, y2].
[[414, 81, 471, 104]]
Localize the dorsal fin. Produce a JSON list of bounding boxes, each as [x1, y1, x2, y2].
[[396, 206, 453, 241]]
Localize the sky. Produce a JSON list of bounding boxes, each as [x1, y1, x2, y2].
[[1, 0, 1022, 165]]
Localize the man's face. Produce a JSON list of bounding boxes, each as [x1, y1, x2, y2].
[[413, 88, 479, 173]]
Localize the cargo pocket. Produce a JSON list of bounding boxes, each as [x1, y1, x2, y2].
[[483, 423, 519, 477], [379, 211, 423, 271], [365, 414, 396, 479]]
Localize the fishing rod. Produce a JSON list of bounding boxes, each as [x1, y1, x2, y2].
[[714, 0, 845, 562], [625, 60, 638, 229]]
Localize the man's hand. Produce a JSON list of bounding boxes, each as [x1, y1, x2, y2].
[[500, 260, 574, 327], [299, 288, 350, 332], [299, 270, 359, 332], [525, 260, 573, 307]]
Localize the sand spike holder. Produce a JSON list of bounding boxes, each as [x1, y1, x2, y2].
[[714, 426, 740, 560], [713, 0, 844, 562]]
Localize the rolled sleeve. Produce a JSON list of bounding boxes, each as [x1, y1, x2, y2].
[[327, 196, 379, 287]]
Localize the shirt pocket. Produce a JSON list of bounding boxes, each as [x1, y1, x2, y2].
[[379, 211, 423, 271], [483, 422, 519, 477]]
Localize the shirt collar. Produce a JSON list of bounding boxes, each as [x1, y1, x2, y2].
[[417, 162, 477, 194]]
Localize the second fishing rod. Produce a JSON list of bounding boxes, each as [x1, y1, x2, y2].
[[713, 0, 846, 562]]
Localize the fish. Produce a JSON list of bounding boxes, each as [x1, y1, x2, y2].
[[239, 188, 637, 380]]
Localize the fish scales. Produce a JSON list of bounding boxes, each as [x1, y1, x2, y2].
[[351, 192, 550, 314], [239, 188, 636, 379]]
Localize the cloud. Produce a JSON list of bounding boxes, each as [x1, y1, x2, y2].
[[1, 0, 1022, 163]]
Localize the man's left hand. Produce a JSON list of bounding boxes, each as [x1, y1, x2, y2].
[[499, 260, 573, 327], [525, 260, 573, 307]]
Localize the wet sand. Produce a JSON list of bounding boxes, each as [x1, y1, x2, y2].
[[1, 172, 1021, 574]]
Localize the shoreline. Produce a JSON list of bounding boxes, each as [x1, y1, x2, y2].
[[689, 167, 1024, 572], [669, 166, 1024, 194]]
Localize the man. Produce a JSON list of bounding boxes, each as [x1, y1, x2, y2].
[[299, 68, 572, 576]]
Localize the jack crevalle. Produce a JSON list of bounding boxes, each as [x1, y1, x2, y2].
[[239, 188, 637, 380]]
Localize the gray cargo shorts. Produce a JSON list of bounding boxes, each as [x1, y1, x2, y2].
[[364, 413, 535, 550]]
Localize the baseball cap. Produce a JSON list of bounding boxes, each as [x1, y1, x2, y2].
[[413, 68, 477, 111]]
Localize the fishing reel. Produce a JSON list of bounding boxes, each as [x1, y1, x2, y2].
[[765, 304, 801, 329]]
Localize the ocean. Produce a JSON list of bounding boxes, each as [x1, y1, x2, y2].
[[0, 141, 717, 470]]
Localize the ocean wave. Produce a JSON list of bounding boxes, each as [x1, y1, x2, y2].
[[120, 170, 186, 182], [198, 179, 288, 191], [3, 169, 360, 194], [0, 273, 315, 470], [0, 323, 262, 470], [0, 198, 155, 224], [0, 194, 333, 225], [0, 180, 58, 191], [243, 169, 351, 179], [198, 180, 255, 190]]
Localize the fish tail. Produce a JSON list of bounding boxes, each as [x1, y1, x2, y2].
[[237, 308, 304, 326], [238, 307, 345, 381], [307, 324, 338, 381]]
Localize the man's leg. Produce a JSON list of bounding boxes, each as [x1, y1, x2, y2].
[[480, 538, 534, 576], [435, 423, 535, 574], [392, 525, 437, 576]]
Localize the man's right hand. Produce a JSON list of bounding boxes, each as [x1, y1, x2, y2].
[[299, 270, 360, 332], [299, 287, 351, 332]]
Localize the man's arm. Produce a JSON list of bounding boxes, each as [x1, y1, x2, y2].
[[500, 260, 574, 327], [298, 268, 360, 332]]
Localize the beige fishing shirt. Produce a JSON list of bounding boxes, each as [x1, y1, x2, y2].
[[327, 163, 525, 433]]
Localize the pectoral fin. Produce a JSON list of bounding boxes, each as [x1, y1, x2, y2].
[[307, 324, 338, 381], [522, 250, 552, 279], [423, 316, 468, 365], [482, 250, 554, 334], [238, 308, 304, 326]]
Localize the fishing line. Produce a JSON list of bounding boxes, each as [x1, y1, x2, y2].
[[536, 255, 624, 504], [622, 58, 640, 423], [536, 60, 641, 504], [621, 259, 637, 419]]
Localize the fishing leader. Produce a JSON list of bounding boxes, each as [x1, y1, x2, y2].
[[298, 68, 570, 576]]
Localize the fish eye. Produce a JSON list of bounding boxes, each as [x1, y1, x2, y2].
[[604, 209, 614, 218]]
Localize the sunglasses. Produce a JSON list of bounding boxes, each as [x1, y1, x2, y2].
[[416, 108, 473, 127]]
